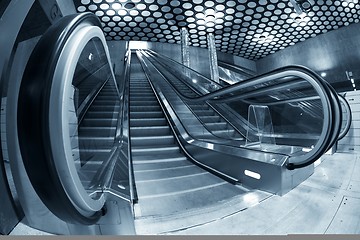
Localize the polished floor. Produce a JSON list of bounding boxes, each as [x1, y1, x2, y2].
[[8, 152, 360, 235]]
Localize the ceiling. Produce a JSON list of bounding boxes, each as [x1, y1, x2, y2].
[[74, 0, 360, 60]]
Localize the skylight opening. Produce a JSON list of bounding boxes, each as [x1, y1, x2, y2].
[[129, 41, 148, 50]]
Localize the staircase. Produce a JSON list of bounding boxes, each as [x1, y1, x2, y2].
[[147, 58, 244, 140], [129, 54, 247, 234], [76, 81, 120, 186]]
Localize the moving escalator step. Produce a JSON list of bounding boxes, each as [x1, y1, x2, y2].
[[128, 55, 247, 224]]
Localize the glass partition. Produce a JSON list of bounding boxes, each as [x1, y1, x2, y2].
[[245, 105, 276, 150], [217, 61, 255, 85], [72, 38, 110, 118], [218, 66, 250, 85]]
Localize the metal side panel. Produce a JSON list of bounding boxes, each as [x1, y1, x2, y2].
[[7, 36, 70, 234]]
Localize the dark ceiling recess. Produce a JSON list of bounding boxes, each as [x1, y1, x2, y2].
[[124, 2, 136, 9], [73, 0, 360, 60]]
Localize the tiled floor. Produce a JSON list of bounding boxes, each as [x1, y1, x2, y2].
[[9, 222, 53, 236], [8, 152, 360, 235], [169, 153, 360, 235]]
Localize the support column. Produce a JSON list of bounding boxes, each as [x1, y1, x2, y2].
[[207, 33, 219, 83], [180, 27, 190, 68]]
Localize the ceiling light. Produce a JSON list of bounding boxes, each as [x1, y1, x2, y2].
[[206, 21, 215, 27], [215, 12, 224, 18], [290, 12, 310, 26], [118, 9, 127, 16], [289, 0, 315, 14], [205, 9, 216, 16], [107, 9, 115, 16], [197, 19, 206, 25], [112, 3, 122, 10], [205, 15, 215, 22], [253, 33, 274, 44]]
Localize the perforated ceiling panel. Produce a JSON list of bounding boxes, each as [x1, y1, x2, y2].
[[74, 0, 360, 60]]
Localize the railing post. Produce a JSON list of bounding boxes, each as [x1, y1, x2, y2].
[[180, 27, 190, 68], [207, 33, 220, 83]]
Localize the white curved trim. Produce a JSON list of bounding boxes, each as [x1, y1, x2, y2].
[[49, 24, 112, 216]]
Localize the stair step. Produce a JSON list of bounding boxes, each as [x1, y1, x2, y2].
[[85, 111, 119, 118], [205, 122, 228, 131], [130, 92, 155, 97], [82, 118, 118, 127], [131, 135, 174, 146], [130, 111, 163, 119], [130, 126, 171, 137], [186, 109, 215, 116], [130, 100, 159, 106], [78, 126, 116, 137], [130, 118, 167, 127], [133, 159, 192, 172], [130, 96, 156, 101], [131, 145, 180, 156], [132, 156, 187, 164], [88, 105, 120, 112], [134, 165, 202, 182], [130, 105, 162, 112], [78, 136, 115, 148], [188, 104, 210, 111], [91, 100, 120, 105], [96, 95, 119, 100]]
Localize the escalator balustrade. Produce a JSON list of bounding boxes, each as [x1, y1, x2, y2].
[[128, 55, 247, 220]]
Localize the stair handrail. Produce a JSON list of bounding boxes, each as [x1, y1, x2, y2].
[[115, 48, 138, 205], [337, 94, 352, 140]]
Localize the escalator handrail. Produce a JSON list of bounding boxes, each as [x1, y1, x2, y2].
[[218, 61, 256, 79], [138, 50, 340, 170], [145, 50, 332, 106], [137, 51, 291, 173], [324, 82, 342, 151], [337, 93, 352, 140], [115, 49, 138, 204], [143, 50, 248, 140], [145, 50, 324, 142], [146, 49, 223, 93], [17, 13, 105, 224], [146, 50, 329, 109]]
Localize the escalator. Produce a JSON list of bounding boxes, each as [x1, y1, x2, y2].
[[216, 56, 352, 144], [128, 55, 249, 230], [140, 57, 245, 141], [142, 49, 343, 154], [78, 80, 120, 178], [13, 13, 344, 234]]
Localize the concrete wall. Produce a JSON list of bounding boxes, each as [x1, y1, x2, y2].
[[218, 51, 257, 73], [148, 41, 257, 78], [146, 41, 213, 79], [256, 22, 360, 92]]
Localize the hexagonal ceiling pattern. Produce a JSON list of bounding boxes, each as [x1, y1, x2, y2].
[[74, 0, 360, 60]]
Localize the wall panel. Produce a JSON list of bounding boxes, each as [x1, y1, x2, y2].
[[338, 91, 360, 153], [256, 22, 360, 92]]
